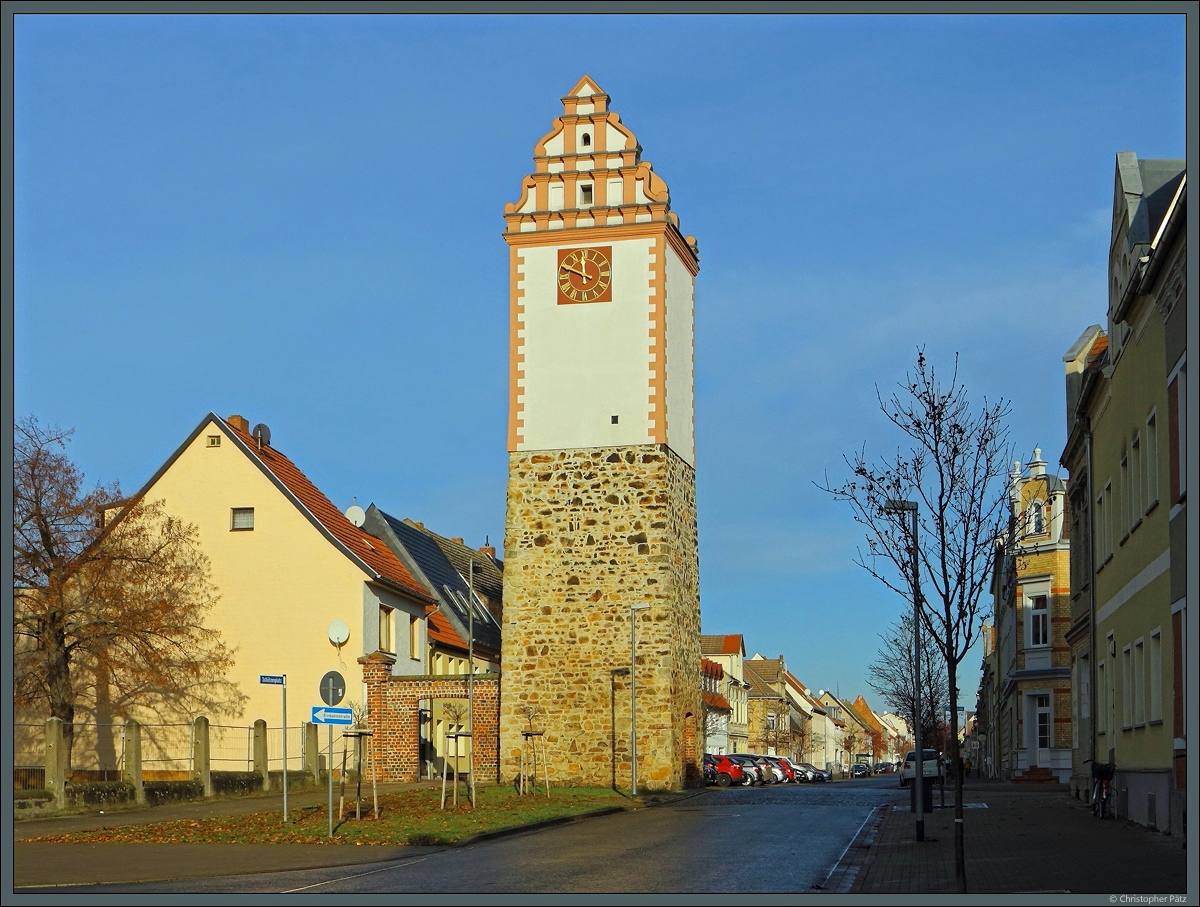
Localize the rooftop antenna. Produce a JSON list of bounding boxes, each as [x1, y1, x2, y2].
[[345, 497, 366, 528], [252, 423, 271, 452]]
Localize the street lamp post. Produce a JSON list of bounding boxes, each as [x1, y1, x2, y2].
[[884, 498, 924, 842], [629, 603, 650, 797]]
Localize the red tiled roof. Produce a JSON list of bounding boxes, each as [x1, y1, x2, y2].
[[702, 691, 731, 712], [701, 658, 724, 678], [222, 417, 434, 604], [427, 605, 468, 650], [700, 634, 744, 656]]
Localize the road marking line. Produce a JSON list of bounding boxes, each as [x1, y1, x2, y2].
[[282, 856, 429, 892]]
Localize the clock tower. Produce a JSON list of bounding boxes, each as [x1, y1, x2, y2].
[[499, 76, 702, 789]]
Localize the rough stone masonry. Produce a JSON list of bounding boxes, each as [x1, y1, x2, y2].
[[499, 443, 702, 789]]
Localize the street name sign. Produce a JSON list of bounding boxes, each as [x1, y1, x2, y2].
[[260, 674, 285, 685], [311, 706, 354, 725]]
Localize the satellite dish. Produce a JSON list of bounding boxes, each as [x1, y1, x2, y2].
[[252, 423, 272, 448], [345, 505, 366, 527], [328, 620, 350, 648]]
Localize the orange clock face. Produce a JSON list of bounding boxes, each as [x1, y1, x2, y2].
[[557, 246, 613, 304]]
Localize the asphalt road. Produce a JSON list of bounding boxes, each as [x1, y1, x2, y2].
[[33, 777, 905, 894]]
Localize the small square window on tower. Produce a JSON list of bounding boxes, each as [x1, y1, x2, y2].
[[231, 507, 255, 531], [611, 415, 619, 424], [579, 184, 593, 206]]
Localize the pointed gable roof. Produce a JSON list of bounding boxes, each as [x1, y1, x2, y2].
[[128, 413, 435, 605], [221, 416, 434, 603], [366, 508, 501, 656]]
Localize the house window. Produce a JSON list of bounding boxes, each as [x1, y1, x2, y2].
[[231, 507, 254, 531], [1029, 500, 1045, 535], [767, 712, 776, 731], [1146, 411, 1159, 509], [1168, 362, 1185, 503], [1131, 435, 1143, 523], [379, 606, 393, 654], [1133, 638, 1145, 726], [1121, 645, 1132, 729], [207, 435, 221, 448], [410, 613, 421, 661], [1097, 660, 1107, 735], [1029, 595, 1049, 647], [1149, 629, 1162, 723], [1120, 452, 1130, 538]]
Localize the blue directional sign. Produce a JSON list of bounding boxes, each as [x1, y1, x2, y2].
[[260, 674, 285, 685], [311, 706, 354, 725]]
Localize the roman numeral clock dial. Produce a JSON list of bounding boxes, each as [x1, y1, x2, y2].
[[557, 246, 613, 304]]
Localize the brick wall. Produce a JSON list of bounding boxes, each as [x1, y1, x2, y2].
[[359, 651, 500, 783]]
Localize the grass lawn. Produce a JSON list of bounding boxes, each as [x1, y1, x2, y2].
[[21, 785, 631, 847]]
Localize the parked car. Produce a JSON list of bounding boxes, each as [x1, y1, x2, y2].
[[899, 749, 943, 788], [702, 753, 745, 788], [730, 753, 778, 784], [874, 761, 893, 774], [780, 758, 807, 781], [726, 754, 762, 786], [850, 762, 871, 778], [796, 762, 830, 782], [765, 756, 794, 783]]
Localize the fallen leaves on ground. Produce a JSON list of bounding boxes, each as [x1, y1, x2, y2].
[[23, 786, 627, 846]]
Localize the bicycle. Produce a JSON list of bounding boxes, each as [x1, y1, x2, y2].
[[1086, 758, 1114, 818]]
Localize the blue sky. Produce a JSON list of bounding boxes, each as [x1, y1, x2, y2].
[[12, 12, 1189, 713]]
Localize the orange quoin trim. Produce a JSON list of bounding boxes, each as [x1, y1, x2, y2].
[[503, 75, 699, 456]]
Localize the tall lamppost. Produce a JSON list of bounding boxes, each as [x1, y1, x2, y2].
[[884, 498, 924, 842], [629, 603, 650, 796]]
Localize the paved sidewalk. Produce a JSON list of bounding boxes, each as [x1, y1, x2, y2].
[[845, 778, 1190, 895]]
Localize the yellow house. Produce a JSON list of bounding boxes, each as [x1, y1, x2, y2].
[[991, 448, 1072, 783], [1062, 154, 1185, 833], [117, 412, 440, 773]]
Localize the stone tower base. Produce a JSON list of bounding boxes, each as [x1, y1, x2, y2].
[[500, 444, 701, 790]]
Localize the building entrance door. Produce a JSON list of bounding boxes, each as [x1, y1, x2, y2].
[[1034, 694, 1051, 766]]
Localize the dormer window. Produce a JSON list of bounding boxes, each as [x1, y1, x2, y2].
[[1029, 501, 1045, 535]]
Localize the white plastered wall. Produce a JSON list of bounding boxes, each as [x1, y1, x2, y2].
[[516, 238, 656, 451], [664, 245, 696, 466]]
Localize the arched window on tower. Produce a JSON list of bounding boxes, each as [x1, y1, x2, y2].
[[581, 131, 591, 147]]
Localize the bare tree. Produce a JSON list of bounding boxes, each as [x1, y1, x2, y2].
[[819, 351, 1012, 893], [867, 611, 951, 745], [13, 417, 243, 768]]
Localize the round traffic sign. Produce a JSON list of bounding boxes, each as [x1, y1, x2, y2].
[[319, 670, 346, 706]]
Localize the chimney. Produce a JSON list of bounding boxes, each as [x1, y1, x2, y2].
[[227, 414, 249, 433], [452, 537, 464, 545], [479, 543, 496, 559]]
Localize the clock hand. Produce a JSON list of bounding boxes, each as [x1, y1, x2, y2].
[[578, 258, 591, 283], [562, 263, 587, 279]]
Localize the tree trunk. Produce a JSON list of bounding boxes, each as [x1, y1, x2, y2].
[[949, 658, 966, 893], [44, 605, 76, 773]]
